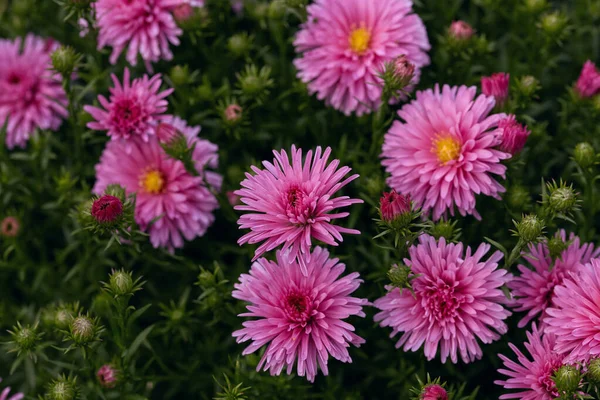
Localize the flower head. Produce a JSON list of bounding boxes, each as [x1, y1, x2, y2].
[[575, 60, 600, 98], [381, 84, 510, 220], [96, 365, 117, 388], [0, 35, 68, 149], [0, 377, 24, 400], [84, 69, 173, 147], [1, 217, 20, 237], [448, 20, 474, 40], [91, 195, 123, 224], [293, 0, 430, 116], [481, 73, 510, 108], [499, 114, 530, 155], [224, 104, 243, 122], [509, 230, 599, 329], [232, 247, 368, 382], [379, 190, 411, 223], [374, 235, 511, 363], [235, 145, 363, 271], [495, 324, 565, 400], [93, 131, 220, 250], [421, 384, 448, 400]]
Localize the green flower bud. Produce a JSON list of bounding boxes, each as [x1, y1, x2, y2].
[[109, 269, 135, 296], [430, 220, 460, 242], [45, 375, 78, 400], [553, 365, 580, 394], [227, 33, 252, 58], [574, 142, 595, 169], [539, 11, 568, 36], [547, 236, 569, 260], [548, 185, 577, 214], [169, 65, 190, 87], [197, 268, 216, 287], [587, 358, 600, 385], [507, 185, 531, 210], [524, 0, 547, 13], [196, 83, 213, 101], [517, 75, 540, 97], [516, 214, 544, 243], [387, 264, 412, 290], [70, 315, 95, 343], [9, 323, 41, 353], [236, 64, 274, 102], [51, 46, 80, 78]]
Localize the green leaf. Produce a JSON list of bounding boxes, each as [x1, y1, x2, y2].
[[123, 325, 154, 361], [484, 237, 508, 255]]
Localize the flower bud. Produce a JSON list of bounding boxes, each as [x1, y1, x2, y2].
[[421, 384, 448, 400], [515, 214, 544, 243], [430, 220, 459, 241], [45, 375, 78, 400], [524, 0, 547, 13], [553, 365, 581, 394], [498, 115, 530, 155], [482, 72, 510, 108], [197, 268, 216, 287], [539, 11, 568, 36], [9, 323, 41, 353], [54, 303, 80, 330], [387, 264, 412, 290], [173, 3, 194, 23], [224, 104, 243, 123], [91, 195, 123, 225], [448, 20, 474, 40], [379, 190, 411, 223], [547, 182, 577, 214], [156, 123, 179, 144], [573, 142, 595, 169], [110, 270, 134, 295], [227, 33, 252, 58], [547, 236, 568, 260], [1, 216, 20, 237], [69, 314, 101, 346], [226, 191, 241, 206], [169, 65, 190, 87], [587, 358, 600, 385], [97, 364, 118, 388], [516, 75, 540, 97], [506, 185, 530, 210], [574, 60, 600, 99], [236, 65, 274, 101], [51, 46, 80, 78]]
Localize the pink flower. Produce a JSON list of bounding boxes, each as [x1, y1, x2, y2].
[[173, 3, 194, 22], [448, 21, 474, 40], [234, 145, 363, 272], [84, 69, 173, 149], [91, 195, 124, 223], [381, 84, 510, 221], [482, 73, 510, 107], [575, 60, 600, 98], [374, 235, 511, 363], [498, 115, 530, 155], [155, 122, 178, 144], [232, 247, 368, 383], [293, 0, 430, 116], [224, 104, 242, 121], [545, 258, 600, 364], [0, 378, 24, 400], [78, 18, 90, 37], [509, 230, 599, 330], [392, 55, 416, 86], [379, 190, 411, 222], [231, 0, 243, 14], [93, 133, 220, 250], [96, 364, 117, 388], [495, 324, 564, 400], [0, 35, 68, 149], [421, 384, 448, 400], [0, 217, 20, 238], [226, 191, 240, 206], [94, 0, 200, 66]]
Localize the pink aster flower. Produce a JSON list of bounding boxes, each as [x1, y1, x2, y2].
[[91, 195, 124, 224], [374, 235, 511, 364], [545, 258, 600, 364], [0, 378, 23, 400], [498, 115, 530, 155], [232, 247, 368, 383], [482, 72, 510, 108], [293, 0, 430, 116], [235, 145, 363, 272], [96, 364, 118, 388], [421, 384, 448, 400], [381, 84, 510, 220], [448, 20, 474, 40], [84, 68, 173, 148], [575, 60, 600, 98], [0, 35, 67, 149], [495, 324, 565, 400], [94, 0, 201, 66], [93, 133, 220, 250], [509, 230, 599, 330]]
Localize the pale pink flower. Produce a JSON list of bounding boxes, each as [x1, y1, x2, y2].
[[0, 35, 67, 149], [495, 324, 564, 400], [498, 115, 530, 155], [232, 247, 368, 383], [84, 69, 173, 149], [448, 20, 474, 40], [0, 378, 24, 400], [575, 60, 600, 98], [374, 235, 511, 364], [235, 145, 363, 272], [381, 84, 510, 221], [482, 72, 510, 107], [509, 230, 599, 330], [0, 217, 20, 237], [93, 134, 220, 250], [293, 0, 430, 116], [545, 258, 600, 364], [224, 104, 242, 121]]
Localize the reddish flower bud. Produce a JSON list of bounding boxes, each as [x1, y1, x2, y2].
[[482, 72, 510, 107], [575, 60, 600, 98], [91, 195, 123, 224], [499, 115, 530, 155], [174, 3, 194, 22], [224, 104, 243, 122], [448, 20, 474, 40], [227, 191, 241, 206], [0, 216, 20, 237], [380, 190, 411, 222], [156, 123, 178, 144], [392, 55, 415, 86], [421, 384, 448, 400], [97, 364, 117, 388]]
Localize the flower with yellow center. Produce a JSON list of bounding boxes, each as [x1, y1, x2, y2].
[[348, 27, 371, 54], [140, 169, 165, 194], [433, 135, 461, 164]]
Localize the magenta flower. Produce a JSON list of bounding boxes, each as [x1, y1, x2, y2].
[[0, 217, 20, 238], [374, 235, 511, 363], [509, 230, 599, 330], [421, 384, 448, 400], [0, 35, 67, 149], [448, 20, 474, 40], [379, 190, 411, 222], [84, 69, 173, 149], [91, 195, 124, 224], [545, 258, 600, 364], [293, 0, 430, 116], [495, 324, 564, 400], [575, 60, 600, 98], [498, 115, 530, 155], [94, 0, 200, 66], [235, 145, 363, 272], [482, 72, 510, 108], [381, 84, 510, 220], [93, 133, 220, 250], [232, 247, 368, 383], [0, 378, 23, 400], [96, 364, 117, 388]]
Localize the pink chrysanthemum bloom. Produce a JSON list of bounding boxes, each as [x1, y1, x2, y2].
[[232, 247, 368, 383], [84, 69, 173, 148], [575, 60, 600, 98], [93, 132, 221, 250], [495, 324, 565, 400], [94, 0, 201, 66], [0, 35, 67, 149], [498, 115, 530, 155], [235, 145, 363, 272], [381, 84, 510, 220], [545, 258, 600, 363], [293, 0, 430, 116], [374, 235, 511, 363], [481, 72, 510, 108], [0, 378, 24, 400], [509, 230, 599, 330]]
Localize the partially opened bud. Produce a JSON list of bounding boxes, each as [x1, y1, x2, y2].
[[448, 20, 474, 40], [156, 123, 179, 144], [91, 195, 123, 225], [482, 73, 510, 108], [379, 190, 411, 223], [421, 384, 448, 400], [1, 216, 20, 237], [224, 104, 243, 122], [498, 115, 530, 155], [97, 364, 118, 388]]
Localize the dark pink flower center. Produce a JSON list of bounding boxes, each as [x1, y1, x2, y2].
[[8, 73, 22, 85], [283, 291, 313, 324], [110, 97, 146, 137], [424, 282, 465, 321], [283, 185, 316, 225]]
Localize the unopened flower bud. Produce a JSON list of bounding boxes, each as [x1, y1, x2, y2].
[[482, 72, 510, 108], [548, 184, 577, 214], [97, 364, 118, 388], [553, 365, 581, 394], [539, 11, 568, 36], [173, 3, 194, 22], [517, 75, 540, 97], [587, 358, 600, 385], [228, 33, 252, 58], [169, 65, 190, 87], [9, 323, 41, 353], [224, 104, 243, 123], [573, 142, 595, 169], [448, 20, 474, 40], [91, 195, 123, 225], [236, 65, 273, 100], [547, 236, 568, 260], [45, 375, 78, 400], [70, 315, 97, 345], [226, 191, 241, 206], [507, 185, 531, 210], [516, 214, 544, 243], [392, 55, 415, 86], [421, 384, 448, 400], [379, 190, 411, 224], [430, 220, 459, 241], [524, 0, 547, 13], [156, 123, 179, 144], [109, 270, 135, 296], [51, 46, 80, 77], [197, 268, 216, 287], [499, 115, 530, 155], [268, 0, 286, 19], [387, 264, 412, 290], [1, 216, 20, 237]]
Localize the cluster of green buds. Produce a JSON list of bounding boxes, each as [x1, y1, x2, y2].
[[235, 64, 274, 105]]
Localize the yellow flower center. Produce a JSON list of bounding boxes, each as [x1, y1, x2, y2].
[[349, 27, 371, 54], [141, 169, 165, 194], [433, 135, 461, 164]]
